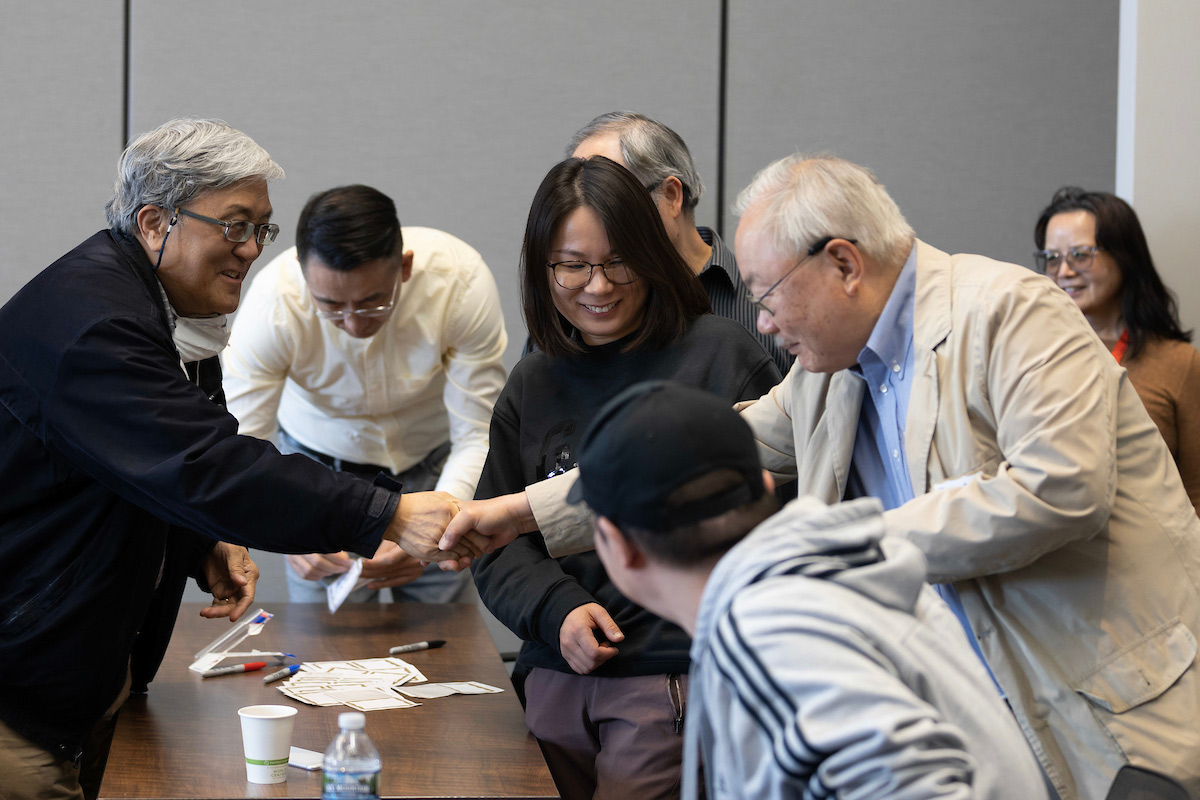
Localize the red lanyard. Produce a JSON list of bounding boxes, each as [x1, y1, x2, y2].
[[1111, 330, 1130, 364]]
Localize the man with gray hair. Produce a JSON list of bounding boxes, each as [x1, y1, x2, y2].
[[569, 111, 792, 377], [441, 153, 1200, 798], [0, 118, 471, 799]]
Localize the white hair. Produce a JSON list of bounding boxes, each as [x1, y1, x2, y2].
[[105, 117, 284, 235], [733, 153, 914, 266], [567, 111, 704, 212]]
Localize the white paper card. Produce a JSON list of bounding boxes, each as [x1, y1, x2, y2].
[[396, 684, 460, 699], [326, 560, 371, 613]]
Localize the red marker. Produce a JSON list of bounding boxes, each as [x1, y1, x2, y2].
[[201, 661, 268, 678]]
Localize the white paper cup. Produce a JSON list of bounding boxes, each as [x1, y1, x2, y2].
[[238, 704, 298, 784]]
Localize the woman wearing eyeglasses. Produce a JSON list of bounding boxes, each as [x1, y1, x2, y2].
[[471, 156, 780, 800], [1034, 186, 1200, 513]]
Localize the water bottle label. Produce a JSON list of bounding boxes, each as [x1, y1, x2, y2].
[[322, 771, 379, 800]]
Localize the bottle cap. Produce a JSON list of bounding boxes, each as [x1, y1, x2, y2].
[[338, 711, 366, 730]]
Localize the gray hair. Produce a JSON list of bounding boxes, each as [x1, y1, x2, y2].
[[105, 117, 284, 235], [733, 153, 914, 266], [566, 111, 704, 212]]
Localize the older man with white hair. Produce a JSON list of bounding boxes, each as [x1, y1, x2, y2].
[[730, 156, 1200, 797], [440, 154, 1200, 799]]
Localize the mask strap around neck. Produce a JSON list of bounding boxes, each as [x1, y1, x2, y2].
[[154, 208, 179, 271]]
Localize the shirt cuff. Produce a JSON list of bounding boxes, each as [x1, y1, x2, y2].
[[527, 471, 596, 558]]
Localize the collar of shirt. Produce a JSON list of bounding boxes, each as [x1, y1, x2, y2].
[[858, 243, 918, 379], [846, 244, 918, 512], [696, 226, 739, 286]]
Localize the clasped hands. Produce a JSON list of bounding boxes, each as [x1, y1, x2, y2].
[[198, 489, 513, 624], [382, 490, 532, 571]]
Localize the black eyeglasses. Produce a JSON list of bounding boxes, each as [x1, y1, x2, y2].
[[547, 257, 638, 290], [1033, 245, 1104, 276], [176, 208, 280, 246], [746, 236, 857, 315]]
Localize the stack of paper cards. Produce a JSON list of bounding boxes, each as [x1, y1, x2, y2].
[[396, 682, 505, 699], [275, 657, 426, 711]]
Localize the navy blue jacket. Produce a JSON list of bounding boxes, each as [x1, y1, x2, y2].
[[0, 230, 396, 761]]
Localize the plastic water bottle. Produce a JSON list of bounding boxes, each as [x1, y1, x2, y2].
[[322, 711, 381, 800]]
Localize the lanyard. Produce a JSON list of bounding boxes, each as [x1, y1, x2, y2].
[[1111, 329, 1130, 364]]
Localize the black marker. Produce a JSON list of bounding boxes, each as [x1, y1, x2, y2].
[[389, 640, 446, 655]]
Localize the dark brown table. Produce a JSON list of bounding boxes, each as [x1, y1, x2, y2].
[[98, 603, 558, 800]]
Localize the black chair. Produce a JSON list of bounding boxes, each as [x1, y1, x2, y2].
[[1105, 766, 1192, 800]]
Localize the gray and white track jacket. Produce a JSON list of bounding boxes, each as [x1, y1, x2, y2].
[[683, 496, 1049, 800]]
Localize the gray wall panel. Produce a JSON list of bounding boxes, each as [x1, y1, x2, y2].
[[127, 0, 721, 370], [0, 0, 125, 301], [725, 1, 1119, 269]]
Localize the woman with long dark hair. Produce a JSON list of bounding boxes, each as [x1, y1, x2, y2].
[[1035, 186, 1200, 512], [472, 156, 780, 799]]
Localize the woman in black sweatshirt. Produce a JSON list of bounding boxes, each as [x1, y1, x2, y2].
[[472, 156, 780, 800]]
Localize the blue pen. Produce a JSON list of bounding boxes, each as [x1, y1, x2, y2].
[[263, 664, 300, 684]]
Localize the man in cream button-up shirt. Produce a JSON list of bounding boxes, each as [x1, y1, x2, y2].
[[225, 184, 507, 603]]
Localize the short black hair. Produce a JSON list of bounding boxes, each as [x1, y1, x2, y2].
[[1035, 186, 1190, 358], [521, 156, 711, 357], [296, 184, 402, 272]]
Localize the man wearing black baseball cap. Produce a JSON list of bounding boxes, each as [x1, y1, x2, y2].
[[574, 381, 1047, 800]]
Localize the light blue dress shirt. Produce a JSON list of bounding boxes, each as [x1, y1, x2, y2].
[[844, 246, 1000, 690], [845, 247, 917, 512]]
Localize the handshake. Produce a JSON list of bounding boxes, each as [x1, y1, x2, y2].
[[384, 490, 539, 571]]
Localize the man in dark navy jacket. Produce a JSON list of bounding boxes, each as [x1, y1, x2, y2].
[[0, 118, 476, 799]]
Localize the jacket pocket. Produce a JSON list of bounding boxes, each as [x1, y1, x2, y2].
[[0, 548, 89, 639], [1072, 619, 1197, 713]]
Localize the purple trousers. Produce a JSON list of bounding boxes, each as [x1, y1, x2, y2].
[[525, 667, 688, 800]]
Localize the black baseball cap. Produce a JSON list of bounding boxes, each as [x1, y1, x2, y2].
[[566, 381, 765, 530]]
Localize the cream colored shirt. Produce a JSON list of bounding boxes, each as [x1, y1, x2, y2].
[[223, 228, 507, 501]]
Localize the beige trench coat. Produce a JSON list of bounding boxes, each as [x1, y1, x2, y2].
[[737, 241, 1200, 800]]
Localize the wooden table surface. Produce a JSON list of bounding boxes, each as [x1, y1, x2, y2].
[[98, 603, 558, 800]]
